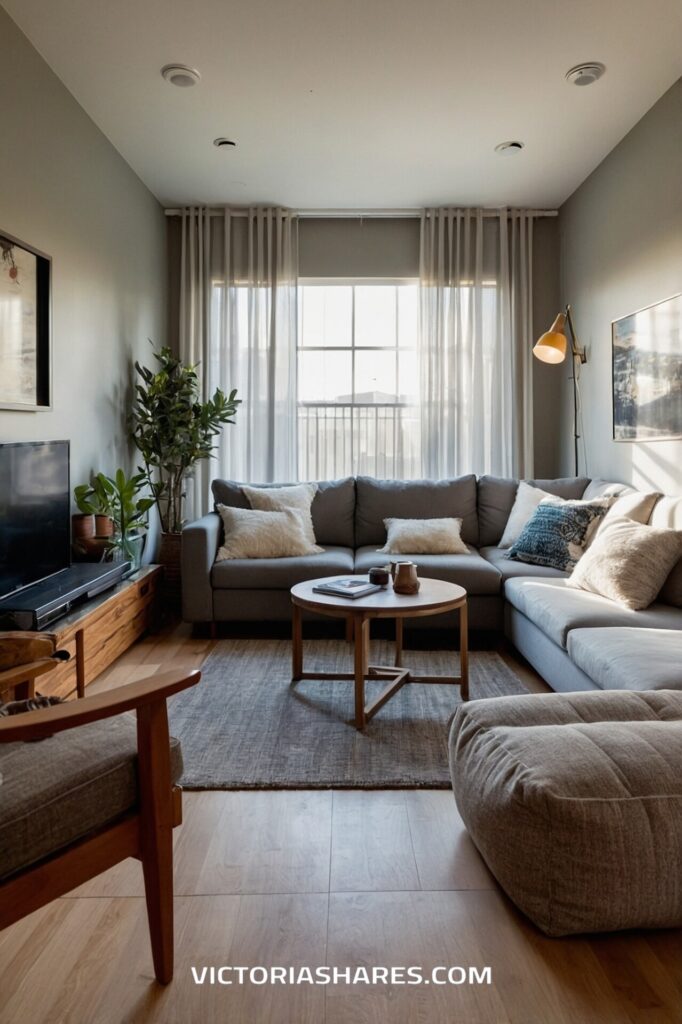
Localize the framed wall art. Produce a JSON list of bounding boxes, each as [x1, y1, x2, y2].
[[0, 230, 51, 410], [612, 292, 682, 441]]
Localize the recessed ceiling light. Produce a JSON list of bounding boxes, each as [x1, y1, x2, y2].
[[213, 138, 237, 148], [494, 141, 524, 155], [161, 64, 201, 87], [565, 62, 606, 86]]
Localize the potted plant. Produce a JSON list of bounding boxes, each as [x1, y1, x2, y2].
[[131, 346, 239, 595], [73, 477, 114, 539], [93, 470, 156, 573]]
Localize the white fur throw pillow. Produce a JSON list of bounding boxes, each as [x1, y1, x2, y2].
[[568, 516, 682, 609], [216, 505, 322, 561], [378, 517, 469, 555], [241, 483, 318, 546], [499, 482, 558, 548]]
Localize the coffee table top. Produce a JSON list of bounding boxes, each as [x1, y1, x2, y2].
[[290, 576, 466, 618]]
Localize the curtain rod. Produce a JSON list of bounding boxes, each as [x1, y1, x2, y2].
[[164, 207, 558, 218]]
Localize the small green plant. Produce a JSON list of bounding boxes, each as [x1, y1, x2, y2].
[[74, 476, 114, 517], [75, 471, 155, 566], [131, 345, 240, 533]]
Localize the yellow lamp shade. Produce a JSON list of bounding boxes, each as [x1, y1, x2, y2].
[[533, 312, 567, 364]]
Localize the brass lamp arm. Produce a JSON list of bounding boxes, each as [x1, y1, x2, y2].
[[565, 305, 587, 364]]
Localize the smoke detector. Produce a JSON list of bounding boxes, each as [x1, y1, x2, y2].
[[494, 141, 525, 155], [565, 63, 606, 86], [161, 64, 201, 87]]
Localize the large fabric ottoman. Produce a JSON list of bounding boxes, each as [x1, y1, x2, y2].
[[448, 690, 682, 936]]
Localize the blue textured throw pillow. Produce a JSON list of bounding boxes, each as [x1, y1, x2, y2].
[[508, 499, 610, 571]]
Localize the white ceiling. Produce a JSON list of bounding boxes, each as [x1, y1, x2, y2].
[[4, 0, 682, 209]]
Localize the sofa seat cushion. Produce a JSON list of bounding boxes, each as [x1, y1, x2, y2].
[[211, 545, 354, 590], [480, 546, 569, 582], [355, 476, 479, 547], [0, 715, 183, 880], [353, 545, 501, 595], [568, 628, 682, 691], [449, 689, 682, 935], [504, 577, 682, 649]]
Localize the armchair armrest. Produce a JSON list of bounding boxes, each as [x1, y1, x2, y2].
[[0, 668, 200, 743], [182, 513, 221, 622]]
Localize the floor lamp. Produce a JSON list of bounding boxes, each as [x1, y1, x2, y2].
[[533, 305, 587, 476]]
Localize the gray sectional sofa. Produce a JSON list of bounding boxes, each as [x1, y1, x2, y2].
[[181, 474, 682, 694]]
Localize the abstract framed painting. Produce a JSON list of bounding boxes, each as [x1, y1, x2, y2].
[[612, 292, 682, 441], [0, 230, 51, 410]]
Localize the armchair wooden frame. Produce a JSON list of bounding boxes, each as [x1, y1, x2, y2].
[[0, 668, 201, 984]]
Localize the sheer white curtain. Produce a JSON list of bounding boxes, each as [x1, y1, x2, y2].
[[179, 207, 299, 517], [419, 208, 534, 478]]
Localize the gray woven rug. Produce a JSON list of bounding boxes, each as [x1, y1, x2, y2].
[[168, 639, 528, 789]]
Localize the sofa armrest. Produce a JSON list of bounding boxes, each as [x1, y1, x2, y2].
[[182, 513, 221, 622]]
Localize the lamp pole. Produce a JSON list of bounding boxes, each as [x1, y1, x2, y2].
[[564, 305, 586, 476]]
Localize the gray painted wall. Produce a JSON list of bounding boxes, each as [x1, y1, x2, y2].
[[558, 78, 682, 493], [0, 7, 166, 495]]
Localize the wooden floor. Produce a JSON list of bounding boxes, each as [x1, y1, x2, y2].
[[1, 625, 680, 1024]]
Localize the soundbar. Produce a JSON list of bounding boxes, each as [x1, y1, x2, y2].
[[0, 562, 131, 631]]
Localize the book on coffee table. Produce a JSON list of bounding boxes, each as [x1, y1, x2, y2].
[[312, 579, 382, 599]]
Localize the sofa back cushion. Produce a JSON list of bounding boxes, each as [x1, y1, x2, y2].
[[211, 477, 356, 548], [477, 476, 589, 547], [650, 495, 682, 606], [354, 476, 478, 548], [581, 479, 634, 499]]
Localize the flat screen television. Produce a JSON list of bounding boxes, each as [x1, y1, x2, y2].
[[0, 440, 70, 600]]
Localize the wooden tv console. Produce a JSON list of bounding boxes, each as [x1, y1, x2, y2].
[[36, 565, 162, 700]]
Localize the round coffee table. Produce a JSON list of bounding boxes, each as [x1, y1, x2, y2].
[[290, 576, 468, 730]]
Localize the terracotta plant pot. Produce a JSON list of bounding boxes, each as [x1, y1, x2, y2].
[[72, 513, 95, 541], [95, 515, 114, 538]]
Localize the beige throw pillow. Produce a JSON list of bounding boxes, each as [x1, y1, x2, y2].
[[378, 517, 469, 555], [568, 516, 682, 610], [241, 483, 318, 546], [216, 505, 322, 561], [499, 482, 557, 549], [589, 490, 660, 543]]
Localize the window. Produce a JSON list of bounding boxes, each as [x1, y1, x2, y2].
[[298, 280, 421, 479]]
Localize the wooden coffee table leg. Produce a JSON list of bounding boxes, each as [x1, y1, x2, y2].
[[354, 614, 369, 729], [395, 617, 403, 667], [291, 602, 303, 682], [459, 599, 469, 700]]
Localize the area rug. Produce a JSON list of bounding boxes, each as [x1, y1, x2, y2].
[[168, 639, 529, 789]]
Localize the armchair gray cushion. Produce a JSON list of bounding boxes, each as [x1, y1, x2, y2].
[[0, 715, 183, 880], [355, 475, 479, 548]]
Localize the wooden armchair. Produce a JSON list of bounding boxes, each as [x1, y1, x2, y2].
[[0, 668, 200, 984]]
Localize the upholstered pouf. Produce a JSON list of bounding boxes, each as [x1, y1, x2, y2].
[[449, 689, 682, 936]]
